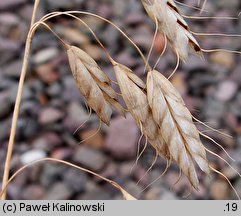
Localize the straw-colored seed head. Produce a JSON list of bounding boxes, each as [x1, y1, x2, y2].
[[113, 63, 169, 158], [141, 0, 202, 61], [147, 70, 210, 189], [67, 46, 123, 125]]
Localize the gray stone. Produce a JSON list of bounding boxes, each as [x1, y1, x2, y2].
[[2, 60, 22, 78], [124, 181, 143, 199], [0, 0, 27, 9], [73, 146, 107, 172], [0, 118, 11, 141], [105, 114, 139, 159], [20, 149, 46, 165], [32, 133, 62, 151], [40, 164, 66, 187], [0, 13, 19, 26], [21, 185, 45, 200], [44, 182, 72, 200], [63, 169, 88, 193], [62, 77, 83, 102], [39, 107, 64, 124], [0, 91, 12, 119], [33, 48, 59, 65], [46, 83, 62, 97], [80, 182, 112, 200], [44, 0, 76, 10], [67, 102, 89, 125], [215, 80, 238, 102]]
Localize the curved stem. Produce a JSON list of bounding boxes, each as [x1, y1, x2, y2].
[[40, 11, 149, 69], [43, 12, 114, 62], [34, 21, 69, 48], [0, 158, 136, 200], [1, 0, 40, 200]]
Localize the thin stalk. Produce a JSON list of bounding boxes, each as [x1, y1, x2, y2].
[[1, 0, 40, 200], [0, 158, 136, 200], [30, 0, 40, 26]]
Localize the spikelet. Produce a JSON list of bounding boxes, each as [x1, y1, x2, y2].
[[113, 63, 170, 158], [67, 46, 124, 125], [147, 70, 210, 189], [141, 0, 202, 61]]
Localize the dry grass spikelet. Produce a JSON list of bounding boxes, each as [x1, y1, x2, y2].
[[67, 45, 124, 125], [147, 70, 210, 189], [113, 62, 170, 159], [141, 0, 202, 61]]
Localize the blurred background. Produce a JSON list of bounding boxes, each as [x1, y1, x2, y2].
[[0, 0, 241, 199]]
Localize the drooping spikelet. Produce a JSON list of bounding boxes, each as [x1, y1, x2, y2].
[[113, 63, 170, 158], [141, 0, 202, 61], [67, 46, 124, 125], [147, 70, 210, 189]]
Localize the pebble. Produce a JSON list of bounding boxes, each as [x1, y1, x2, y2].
[[50, 147, 72, 160], [0, 13, 19, 26], [46, 83, 62, 97], [62, 77, 83, 102], [40, 163, 65, 187], [105, 114, 139, 159], [160, 190, 178, 200], [82, 44, 103, 61], [44, 0, 77, 10], [57, 26, 89, 45], [80, 182, 112, 200], [63, 168, 88, 193], [0, 119, 12, 142], [17, 118, 40, 139], [80, 129, 104, 149], [210, 52, 235, 70], [232, 179, 241, 199], [0, 0, 27, 9], [210, 180, 230, 200], [67, 102, 89, 126], [21, 185, 45, 200], [230, 64, 241, 84], [20, 149, 47, 165], [144, 187, 162, 200], [204, 97, 225, 120], [116, 51, 137, 68], [44, 182, 72, 200], [2, 60, 22, 78], [0, 91, 12, 119], [33, 48, 59, 65], [215, 80, 238, 102], [216, 0, 240, 10], [32, 133, 62, 151], [124, 12, 144, 25], [124, 181, 143, 199], [39, 107, 64, 124], [170, 72, 187, 96], [7, 184, 22, 199], [73, 145, 107, 172], [222, 165, 240, 179], [36, 63, 60, 84]]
